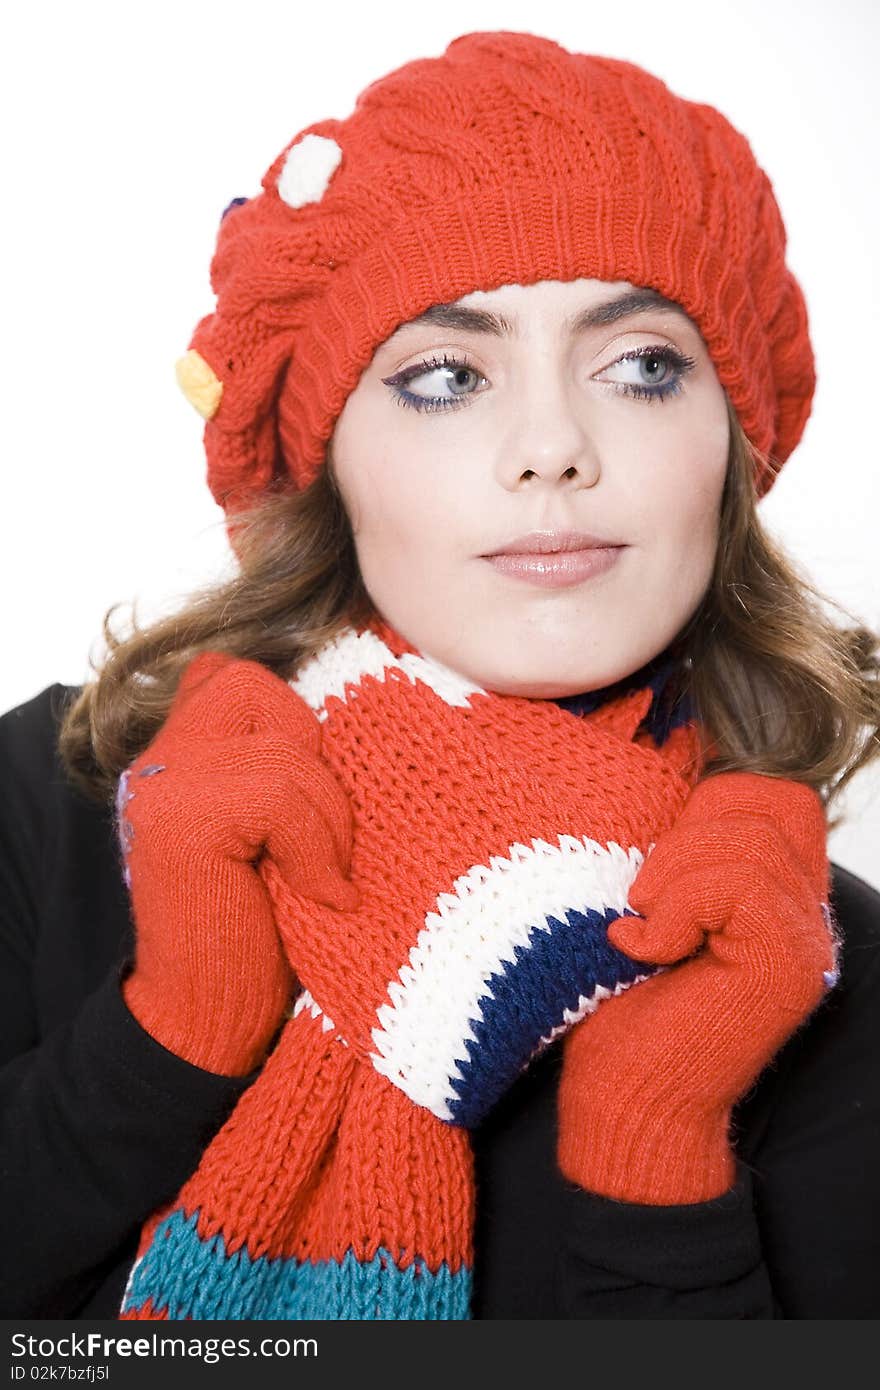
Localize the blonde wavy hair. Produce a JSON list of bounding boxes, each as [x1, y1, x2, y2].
[[60, 396, 880, 832]]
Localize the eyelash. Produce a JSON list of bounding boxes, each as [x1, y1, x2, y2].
[[381, 345, 698, 414]]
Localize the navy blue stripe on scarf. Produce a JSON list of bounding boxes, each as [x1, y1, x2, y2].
[[551, 651, 693, 748]]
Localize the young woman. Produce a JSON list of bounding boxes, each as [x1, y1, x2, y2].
[[2, 30, 879, 1321]]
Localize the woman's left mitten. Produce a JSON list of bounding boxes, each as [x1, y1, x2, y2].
[[557, 771, 839, 1204]]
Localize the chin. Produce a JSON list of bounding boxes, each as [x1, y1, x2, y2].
[[515, 679, 605, 700], [474, 623, 622, 696], [469, 657, 609, 701]]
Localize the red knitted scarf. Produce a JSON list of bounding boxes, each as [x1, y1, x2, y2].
[[120, 615, 706, 1320]]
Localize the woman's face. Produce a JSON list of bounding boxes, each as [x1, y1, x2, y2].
[[330, 277, 730, 697]]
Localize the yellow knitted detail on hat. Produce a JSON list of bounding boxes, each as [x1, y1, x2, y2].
[[175, 349, 223, 420]]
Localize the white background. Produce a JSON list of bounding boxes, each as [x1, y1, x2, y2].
[[3, 0, 878, 888]]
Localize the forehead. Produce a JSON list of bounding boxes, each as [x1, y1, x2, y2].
[[386, 281, 695, 344]]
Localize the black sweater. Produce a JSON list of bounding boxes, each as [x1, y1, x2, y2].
[[1, 684, 879, 1319]]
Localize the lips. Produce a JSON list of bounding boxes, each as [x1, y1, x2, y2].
[[481, 529, 625, 557], [479, 529, 627, 589]]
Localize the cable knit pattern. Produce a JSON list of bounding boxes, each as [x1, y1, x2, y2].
[[119, 617, 706, 1320], [177, 29, 814, 518]]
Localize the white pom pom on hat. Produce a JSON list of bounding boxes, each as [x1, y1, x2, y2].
[[277, 133, 343, 208]]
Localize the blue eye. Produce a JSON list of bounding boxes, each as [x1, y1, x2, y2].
[[381, 353, 484, 413], [602, 345, 697, 402], [380, 344, 697, 414]]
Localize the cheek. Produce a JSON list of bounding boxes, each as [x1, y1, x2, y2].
[[368, 463, 445, 544], [662, 468, 722, 550], [628, 426, 727, 591], [333, 381, 484, 558], [334, 408, 416, 542], [338, 450, 461, 599], [340, 434, 465, 548]]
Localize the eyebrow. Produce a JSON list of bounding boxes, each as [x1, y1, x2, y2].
[[386, 288, 692, 342]]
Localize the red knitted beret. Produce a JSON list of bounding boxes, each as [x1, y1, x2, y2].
[[176, 29, 816, 515]]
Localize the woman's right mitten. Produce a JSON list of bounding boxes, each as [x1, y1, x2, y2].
[[116, 650, 359, 1077]]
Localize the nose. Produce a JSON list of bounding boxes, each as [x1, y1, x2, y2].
[[496, 357, 601, 491]]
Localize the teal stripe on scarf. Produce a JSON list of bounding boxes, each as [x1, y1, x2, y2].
[[122, 1209, 472, 1320]]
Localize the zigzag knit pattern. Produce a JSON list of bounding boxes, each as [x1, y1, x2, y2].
[[120, 619, 704, 1320], [181, 29, 815, 519]]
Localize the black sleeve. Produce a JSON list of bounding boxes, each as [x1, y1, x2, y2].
[[470, 1022, 781, 1317], [556, 1166, 778, 1318], [732, 864, 880, 1318], [0, 685, 257, 1318], [554, 863, 880, 1320]]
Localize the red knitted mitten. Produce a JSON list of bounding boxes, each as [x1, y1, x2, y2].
[[117, 652, 359, 1076], [557, 771, 839, 1204]]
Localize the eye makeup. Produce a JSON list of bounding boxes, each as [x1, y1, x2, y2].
[[381, 344, 697, 414]]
